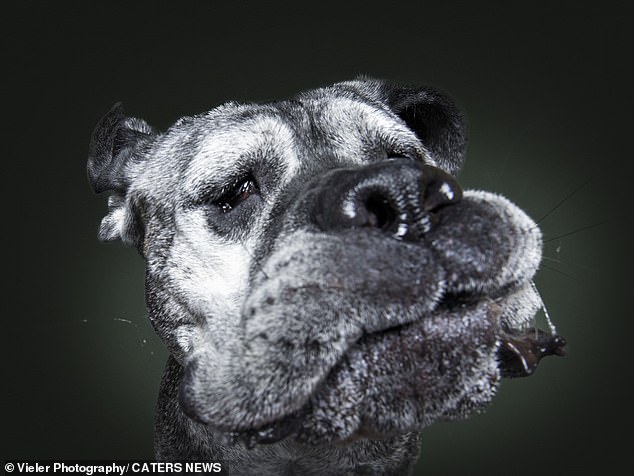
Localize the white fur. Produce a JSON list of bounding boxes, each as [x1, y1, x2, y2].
[[166, 209, 250, 350], [463, 190, 542, 291], [186, 115, 299, 195], [319, 98, 436, 166]]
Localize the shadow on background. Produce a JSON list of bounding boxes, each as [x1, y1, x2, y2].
[[3, 2, 632, 474]]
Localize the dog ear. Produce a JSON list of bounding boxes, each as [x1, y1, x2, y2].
[[348, 79, 467, 175], [87, 103, 155, 244]]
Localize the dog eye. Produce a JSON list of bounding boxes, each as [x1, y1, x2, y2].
[[213, 175, 259, 213]]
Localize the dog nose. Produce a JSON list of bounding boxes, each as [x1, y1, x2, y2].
[[310, 159, 462, 239]]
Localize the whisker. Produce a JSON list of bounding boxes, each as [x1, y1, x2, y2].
[[536, 179, 590, 225], [543, 219, 610, 243], [542, 253, 600, 274], [540, 263, 579, 281]]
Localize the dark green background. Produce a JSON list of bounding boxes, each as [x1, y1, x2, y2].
[[4, 2, 632, 474]]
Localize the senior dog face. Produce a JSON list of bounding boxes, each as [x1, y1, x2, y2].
[[88, 79, 565, 475]]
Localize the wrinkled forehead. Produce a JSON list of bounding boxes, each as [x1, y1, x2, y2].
[[138, 96, 427, 198], [296, 96, 427, 161], [185, 104, 299, 192]]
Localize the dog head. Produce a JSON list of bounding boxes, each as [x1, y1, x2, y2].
[[88, 79, 564, 445]]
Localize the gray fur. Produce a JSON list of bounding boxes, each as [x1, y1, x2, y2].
[[88, 79, 556, 475]]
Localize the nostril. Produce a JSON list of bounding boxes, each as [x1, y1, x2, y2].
[[421, 176, 462, 212], [363, 193, 398, 230], [310, 161, 463, 235]]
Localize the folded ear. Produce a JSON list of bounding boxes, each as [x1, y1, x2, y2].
[[87, 102, 155, 193], [345, 78, 467, 175], [87, 103, 155, 245]]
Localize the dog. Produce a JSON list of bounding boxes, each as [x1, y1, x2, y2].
[[88, 78, 565, 475]]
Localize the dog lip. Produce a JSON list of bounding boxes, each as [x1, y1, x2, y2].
[[497, 327, 566, 378], [427, 283, 567, 379], [437, 282, 567, 379]]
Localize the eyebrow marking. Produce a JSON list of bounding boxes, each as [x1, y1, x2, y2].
[[182, 114, 299, 202]]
